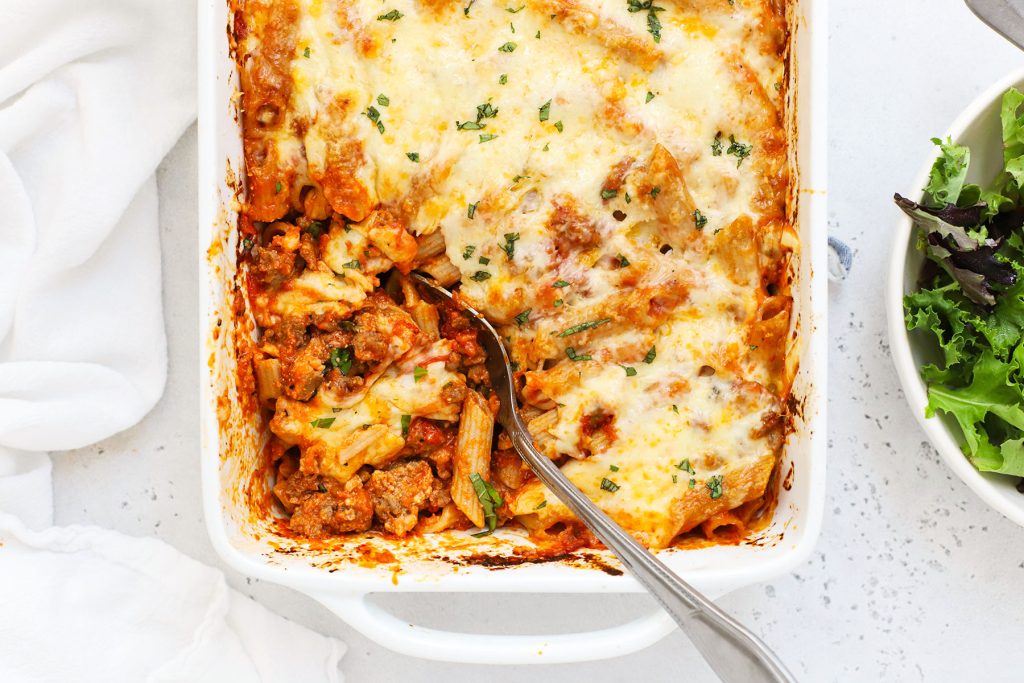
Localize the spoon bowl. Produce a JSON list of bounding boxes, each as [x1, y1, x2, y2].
[[411, 272, 796, 683]]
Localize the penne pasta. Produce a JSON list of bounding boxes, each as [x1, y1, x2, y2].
[[240, 0, 796, 547], [417, 253, 461, 287], [450, 390, 495, 528], [416, 503, 466, 534], [254, 358, 283, 405], [414, 230, 447, 261]]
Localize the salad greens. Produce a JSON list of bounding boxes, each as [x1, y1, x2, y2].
[[898, 87, 1024, 477]]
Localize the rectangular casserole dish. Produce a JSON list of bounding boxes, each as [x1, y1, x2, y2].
[[198, 0, 828, 664]]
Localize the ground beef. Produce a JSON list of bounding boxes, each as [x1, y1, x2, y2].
[[439, 302, 485, 365], [262, 316, 309, 356], [279, 329, 353, 401], [440, 381, 468, 406], [548, 197, 601, 251], [366, 459, 438, 536], [252, 243, 297, 289], [352, 329, 389, 362], [352, 292, 422, 363], [405, 418, 451, 452], [297, 231, 319, 268], [274, 472, 373, 538], [424, 441, 456, 480]]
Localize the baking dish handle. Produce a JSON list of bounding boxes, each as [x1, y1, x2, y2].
[[316, 593, 676, 664]]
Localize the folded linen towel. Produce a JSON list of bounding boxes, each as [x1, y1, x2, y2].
[[0, 1, 345, 679]]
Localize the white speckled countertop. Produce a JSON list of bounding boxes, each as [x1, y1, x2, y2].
[[50, 1, 1024, 680]]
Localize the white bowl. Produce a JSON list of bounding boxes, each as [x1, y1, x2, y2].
[[888, 67, 1024, 527]]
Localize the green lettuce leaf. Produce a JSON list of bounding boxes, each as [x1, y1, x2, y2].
[[970, 436, 1024, 476], [926, 351, 1024, 466], [905, 283, 979, 368], [901, 87, 1024, 481], [925, 137, 971, 207]]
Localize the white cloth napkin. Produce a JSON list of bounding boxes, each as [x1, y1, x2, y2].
[[0, 1, 345, 680]]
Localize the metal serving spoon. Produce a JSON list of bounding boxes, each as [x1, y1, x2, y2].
[[411, 273, 796, 683], [965, 0, 1024, 51]]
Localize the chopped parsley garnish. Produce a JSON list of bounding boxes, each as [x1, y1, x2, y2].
[[557, 318, 612, 337], [377, 9, 403, 21], [406, 152, 420, 162], [470, 271, 492, 281], [706, 475, 724, 499], [401, 414, 411, 437], [514, 308, 532, 327], [329, 347, 353, 375], [712, 132, 724, 156], [609, 464, 620, 472], [467, 202, 478, 219], [694, 209, 707, 229], [310, 417, 336, 429], [463, 245, 476, 259], [365, 106, 385, 134], [500, 232, 520, 259], [342, 259, 361, 270], [543, 142, 550, 152], [479, 133, 498, 143], [645, 91, 656, 103], [553, 279, 570, 288], [478, 256, 491, 265], [688, 478, 696, 489], [676, 458, 695, 474], [615, 254, 630, 267], [241, 237, 254, 251], [534, 500, 547, 510], [499, 73, 508, 85], [507, 4, 525, 12], [498, 41, 517, 53], [624, 191, 632, 204], [413, 365, 428, 382], [539, 99, 551, 122], [627, 0, 665, 43], [512, 174, 530, 183], [726, 135, 753, 167], [554, 120, 564, 133], [643, 346, 657, 363], [274, 181, 282, 193], [457, 120, 485, 130], [477, 102, 499, 120], [650, 186, 661, 198], [469, 473, 503, 535], [600, 477, 621, 492], [672, 474, 678, 484], [303, 220, 323, 239], [317, 482, 328, 493], [601, 188, 618, 200], [463, 0, 476, 16], [303, 47, 311, 58], [554, 299, 563, 307], [565, 347, 592, 362], [377, 93, 390, 107], [671, 404, 679, 414], [646, 9, 664, 43], [621, 365, 637, 377]]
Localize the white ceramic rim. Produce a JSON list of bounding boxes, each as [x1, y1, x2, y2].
[[887, 66, 1024, 528]]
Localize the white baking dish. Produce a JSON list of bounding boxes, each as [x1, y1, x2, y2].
[[197, 0, 828, 665]]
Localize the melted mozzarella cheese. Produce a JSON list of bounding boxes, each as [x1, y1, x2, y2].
[[277, 0, 791, 543]]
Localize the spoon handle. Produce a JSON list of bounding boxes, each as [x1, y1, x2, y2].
[[965, 0, 1024, 52], [508, 429, 796, 683]]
